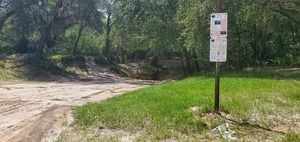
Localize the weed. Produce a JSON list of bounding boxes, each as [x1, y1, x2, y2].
[[0, 60, 4, 68], [48, 55, 71, 61], [283, 132, 300, 142], [81, 91, 104, 99], [0, 87, 11, 90]]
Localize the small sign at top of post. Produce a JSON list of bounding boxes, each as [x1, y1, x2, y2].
[[210, 13, 228, 62], [210, 13, 228, 38]]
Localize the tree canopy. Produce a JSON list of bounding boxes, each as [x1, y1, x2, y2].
[[0, 0, 299, 74]]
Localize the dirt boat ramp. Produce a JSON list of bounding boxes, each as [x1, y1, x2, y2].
[[0, 73, 156, 142]]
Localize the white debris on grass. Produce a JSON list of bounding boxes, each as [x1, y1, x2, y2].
[[212, 123, 238, 140]]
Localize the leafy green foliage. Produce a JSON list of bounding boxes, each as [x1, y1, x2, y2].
[[45, 26, 104, 57], [224, 0, 300, 68], [0, 0, 299, 71]]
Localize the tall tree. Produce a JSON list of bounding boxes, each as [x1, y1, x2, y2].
[[99, 0, 118, 59], [0, 0, 37, 31], [115, 0, 179, 61], [176, 0, 214, 73], [71, 0, 103, 56], [33, 0, 103, 54]]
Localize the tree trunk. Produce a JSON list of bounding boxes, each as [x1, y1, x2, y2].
[[72, 24, 85, 56], [103, 13, 112, 58], [121, 45, 125, 64], [293, 23, 300, 43], [36, 25, 52, 55], [120, 37, 126, 64], [253, 24, 259, 65], [151, 56, 159, 67], [192, 48, 200, 72], [116, 45, 120, 63], [36, 34, 46, 55], [236, 22, 243, 68], [181, 47, 191, 75], [180, 53, 187, 77]]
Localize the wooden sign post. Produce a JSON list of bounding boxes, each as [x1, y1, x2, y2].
[[210, 0, 227, 112]]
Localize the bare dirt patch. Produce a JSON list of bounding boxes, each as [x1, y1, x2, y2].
[[0, 63, 158, 142]]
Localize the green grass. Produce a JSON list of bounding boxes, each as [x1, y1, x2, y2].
[[284, 132, 300, 142], [74, 71, 300, 140], [48, 54, 72, 60], [0, 68, 20, 81]]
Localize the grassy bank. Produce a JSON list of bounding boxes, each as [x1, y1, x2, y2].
[[73, 71, 300, 141]]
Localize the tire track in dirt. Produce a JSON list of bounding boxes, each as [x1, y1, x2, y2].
[[0, 79, 157, 142], [7, 106, 73, 142], [0, 99, 29, 114]]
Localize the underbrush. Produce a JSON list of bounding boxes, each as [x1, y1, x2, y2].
[[0, 54, 75, 81], [0, 60, 4, 68], [0, 54, 115, 82]]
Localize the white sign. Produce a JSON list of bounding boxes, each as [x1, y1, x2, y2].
[[210, 13, 228, 37], [210, 37, 227, 62]]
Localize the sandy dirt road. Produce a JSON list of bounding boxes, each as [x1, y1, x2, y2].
[[0, 74, 156, 142]]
